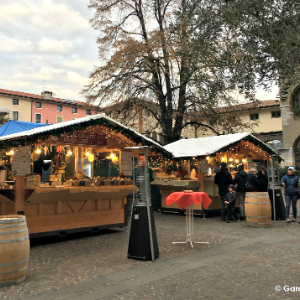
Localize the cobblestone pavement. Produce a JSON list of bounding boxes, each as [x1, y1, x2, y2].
[[1, 213, 300, 300]]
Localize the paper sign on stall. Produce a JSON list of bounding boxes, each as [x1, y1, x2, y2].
[[12, 146, 31, 176], [199, 159, 209, 174], [121, 150, 132, 176]]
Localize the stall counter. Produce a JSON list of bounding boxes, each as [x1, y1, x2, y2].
[[0, 184, 135, 237]]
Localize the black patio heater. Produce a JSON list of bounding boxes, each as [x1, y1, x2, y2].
[[126, 146, 159, 261]]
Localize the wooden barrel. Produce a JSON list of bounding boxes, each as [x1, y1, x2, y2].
[[0, 215, 30, 287], [245, 192, 271, 227]]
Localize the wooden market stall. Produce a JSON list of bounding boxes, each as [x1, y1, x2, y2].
[[157, 133, 282, 214], [0, 114, 170, 237]]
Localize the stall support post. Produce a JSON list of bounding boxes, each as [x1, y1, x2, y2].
[[197, 159, 206, 219], [15, 176, 26, 215]]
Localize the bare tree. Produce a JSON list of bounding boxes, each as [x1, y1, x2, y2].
[[83, 0, 247, 144]]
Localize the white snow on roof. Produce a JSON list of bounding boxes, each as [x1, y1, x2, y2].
[[0, 113, 165, 151], [164, 132, 277, 158]]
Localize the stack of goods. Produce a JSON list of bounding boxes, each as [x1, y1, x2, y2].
[[26, 175, 41, 189]]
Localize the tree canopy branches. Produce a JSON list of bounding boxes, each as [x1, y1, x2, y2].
[[83, 0, 300, 143]]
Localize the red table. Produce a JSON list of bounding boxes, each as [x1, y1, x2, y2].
[[166, 192, 212, 210], [166, 192, 212, 248]]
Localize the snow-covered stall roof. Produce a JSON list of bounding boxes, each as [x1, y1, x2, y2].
[[164, 133, 280, 159], [0, 114, 170, 156]]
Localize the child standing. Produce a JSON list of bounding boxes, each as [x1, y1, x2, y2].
[[225, 184, 240, 223]]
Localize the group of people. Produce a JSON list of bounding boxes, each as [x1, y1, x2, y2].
[[214, 162, 268, 222]]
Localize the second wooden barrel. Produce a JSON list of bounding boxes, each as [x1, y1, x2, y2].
[[0, 215, 30, 287], [245, 192, 271, 227]]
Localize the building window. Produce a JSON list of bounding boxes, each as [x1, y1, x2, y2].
[[36, 102, 41, 108], [57, 105, 62, 112], [35, 114, 41, 123], [271, 111, 281, 118], [250, 113, 259, 121], [56, 116, 63, 123], [86, 109, 91, 115], [72, 107, 77, 114], [12, 99, 19, 105], [12, 111, 19, 121]]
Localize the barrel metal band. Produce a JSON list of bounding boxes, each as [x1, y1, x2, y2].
[[0, 276, 26, 287], [248, 222, 271, 226], [0, 228, 28, 235], [0, 258, 29, 268], [0, 266, 27, 276], [245, 202, 270, 204], [0, 236, 29, 244], [0, 222, 27, 229], [246, 215, 270, 219], [245, 196, 269, 198], [0, 217, 26, 224]]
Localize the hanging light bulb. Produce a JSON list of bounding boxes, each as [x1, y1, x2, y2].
[[6, 149, 14, 155], [206, 156, 210, 161], [242, 159, 246, 163], [88, 154, 95, 162], [35, 148, 41, 154]]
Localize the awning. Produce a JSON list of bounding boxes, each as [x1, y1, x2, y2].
[[0, 114, 170, 156], [164, 132, 281, 160], [0, 121, 49, 137]]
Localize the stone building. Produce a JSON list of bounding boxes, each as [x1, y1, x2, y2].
[[280, 85, 300, 168], [104, 100, 282, 148]]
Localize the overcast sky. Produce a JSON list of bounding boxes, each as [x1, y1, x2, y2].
[[0, 0, 278, 102]]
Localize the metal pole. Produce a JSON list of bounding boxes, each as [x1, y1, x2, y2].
[[271, 155, 276, 221], [127, 148, 136, 254], [144, 147, 155, 260]]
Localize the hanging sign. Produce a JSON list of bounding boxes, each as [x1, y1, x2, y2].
[[12, 146, 31, 176], [121, 150, 132, 176], [55, 133, 107, 146]]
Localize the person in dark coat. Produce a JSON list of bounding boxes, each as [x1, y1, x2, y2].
[[257, 166, 268, 192], [214, 162, 233, 221], [225, 184, 239, 223], [233, 164, 248, 219], [247, 168, 259, 192]]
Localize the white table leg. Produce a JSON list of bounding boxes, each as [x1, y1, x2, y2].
[[172, 205, 209, 248]]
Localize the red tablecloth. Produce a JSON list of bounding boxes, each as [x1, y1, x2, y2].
[[166, 192, 212, 209]]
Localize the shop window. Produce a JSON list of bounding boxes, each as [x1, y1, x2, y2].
[[72, 107, 77, 114], [271, 111, 281, 118], [12, 111, 19, 121], [35, 113, 41, 123], [56, 116, 63, 123], [250, 113, 259, 121], [86, 109, 91, 115], [36, 102, 42, 108], [12, 99, 19, 105], [57, 105, 62, 112]]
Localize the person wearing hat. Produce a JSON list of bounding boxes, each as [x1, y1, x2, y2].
[[214, 162, 233, 221], [280, 167, 299, 223], [224, 184, 239, 223]]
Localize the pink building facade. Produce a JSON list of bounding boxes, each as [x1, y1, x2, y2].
[[0, 89, 98, 124]]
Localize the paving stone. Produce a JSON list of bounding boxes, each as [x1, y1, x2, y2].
[[1, 214, 300, 300]]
